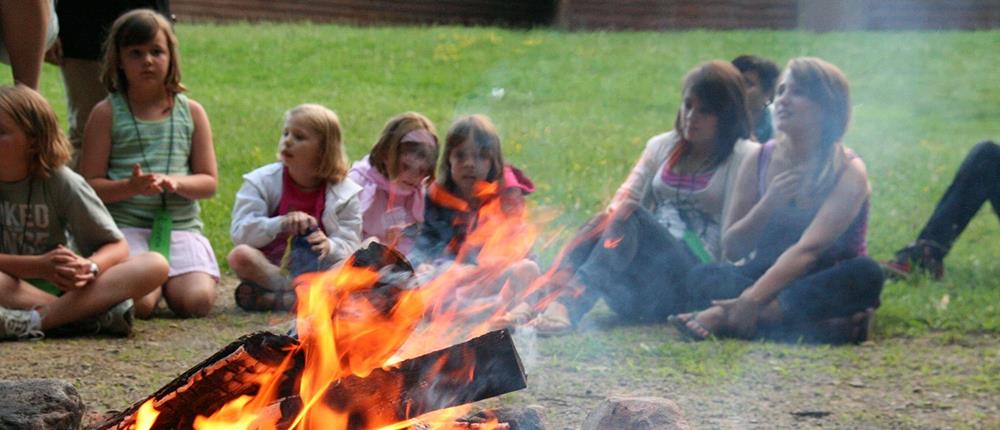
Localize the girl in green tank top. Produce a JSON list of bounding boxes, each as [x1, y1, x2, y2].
[[78, 10, 219, 319]]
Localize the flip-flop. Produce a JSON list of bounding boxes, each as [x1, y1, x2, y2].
[[491, 303, 537, 329], [668, 313, 712, 341], [527, 304, 574, 337]]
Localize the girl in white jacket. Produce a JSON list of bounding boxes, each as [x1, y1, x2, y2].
[[227, 104, 362, 311]]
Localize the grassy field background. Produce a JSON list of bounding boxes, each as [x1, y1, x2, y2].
[[8, 24, 999, 428]]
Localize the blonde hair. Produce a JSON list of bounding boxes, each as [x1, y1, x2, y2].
[[285, 104, 349, 183], [438, 115, 505, 193], [369, 112, 439, 180], [785, 57, 852, 199], [786, 57, 851, 151], [102, 9, 186, 95], [0, 85, 71, 178]]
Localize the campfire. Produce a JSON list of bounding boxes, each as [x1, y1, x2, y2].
[[92, 182, 549, 430]]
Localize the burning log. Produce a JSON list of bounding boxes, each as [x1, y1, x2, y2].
[[276, 329, 526, 429], [90, 332, 298, 430], [91, 329, 525, 430]]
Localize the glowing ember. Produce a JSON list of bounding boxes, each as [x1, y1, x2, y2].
[[132, 400, 159, 430]]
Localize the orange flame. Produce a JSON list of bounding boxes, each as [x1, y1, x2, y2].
[[193, 178, 543, 429]]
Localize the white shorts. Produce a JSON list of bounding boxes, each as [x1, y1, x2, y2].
[[121, 227, 221, 281]]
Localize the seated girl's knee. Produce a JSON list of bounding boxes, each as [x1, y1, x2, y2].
[[227, 245, 258, 270], [133, 252, 170, 283], [173, 295, 214, 318]]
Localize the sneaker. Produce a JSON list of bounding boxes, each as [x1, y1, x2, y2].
[[882, 240, 945, 280], [0, 306, 43, 341], [48, 299, 134, 338], [96, 299, 135, 337]]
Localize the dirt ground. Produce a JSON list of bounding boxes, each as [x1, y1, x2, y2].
[[1, 278, 997, 429]]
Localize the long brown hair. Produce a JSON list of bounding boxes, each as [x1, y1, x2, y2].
[[437, 115, 504, 194], [0, 85, 72, 178], [102, 9, 186, 95], [669, 61, 751, 170]]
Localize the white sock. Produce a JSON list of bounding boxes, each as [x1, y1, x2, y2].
[[29, 309, 42, 332]]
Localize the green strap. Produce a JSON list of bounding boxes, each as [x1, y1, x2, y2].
[[682, 229, 713, 264]]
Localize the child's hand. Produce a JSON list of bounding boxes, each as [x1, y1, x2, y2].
[[153, 174, 179, 193], [39, 245, 94, 290], [281, 211, 318, 235], [129, 164, 163, 196], [305, 228, 330, 259]]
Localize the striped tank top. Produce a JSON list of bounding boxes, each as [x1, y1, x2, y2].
[[104, 92, 203, 232]]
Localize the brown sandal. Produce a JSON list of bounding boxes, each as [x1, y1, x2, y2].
[[234, 281, 297, 312]]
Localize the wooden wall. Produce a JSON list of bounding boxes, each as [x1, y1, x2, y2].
[[171, 0, 1000, 30], [555, 0, 798, 30], [171, 0, 555, 27], [865, 0, 1000, 30]]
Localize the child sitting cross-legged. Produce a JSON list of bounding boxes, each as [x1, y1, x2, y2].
[[0, 85, 168, 341], [228, 104, 363, 312], [408, 115, 540, 318], [347, 112, 439, 254]]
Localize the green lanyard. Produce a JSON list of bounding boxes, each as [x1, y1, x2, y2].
[[127, 97, 175, 261]]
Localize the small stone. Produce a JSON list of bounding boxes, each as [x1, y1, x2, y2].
[[0, 379, 84, 430], [472, 405, 547, 430], [847, 377, 866, 388], [581, 396, 691, 430]]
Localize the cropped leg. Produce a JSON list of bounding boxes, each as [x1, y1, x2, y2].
[[573, 204, 698, 323], [914, 141, 1000, 256]]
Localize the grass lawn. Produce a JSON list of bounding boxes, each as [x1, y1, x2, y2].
[[5, 24, 999, 428]]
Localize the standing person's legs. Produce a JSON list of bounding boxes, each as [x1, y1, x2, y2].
[[916, 141, 1000, 251], [0, 0, 47, 89], [892, 141, 1000, 277], [60, 58, 107, 168]]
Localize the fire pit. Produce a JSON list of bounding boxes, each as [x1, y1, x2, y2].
[[91, 243, 531, 430]]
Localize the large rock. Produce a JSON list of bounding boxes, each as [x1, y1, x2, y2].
[[582, 396, 692, 430], [0, 379, 84, 430]]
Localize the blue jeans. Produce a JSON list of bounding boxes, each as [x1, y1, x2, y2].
[[555, 204, 699, 324]]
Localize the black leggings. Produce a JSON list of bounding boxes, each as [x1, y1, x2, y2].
[[684, 256, 885, 323], [914, 141, 1000, 256]]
